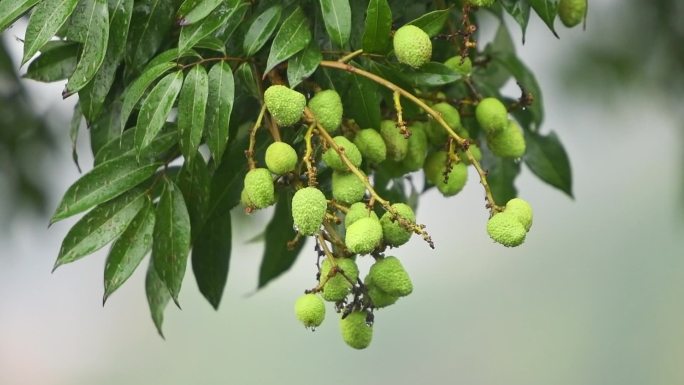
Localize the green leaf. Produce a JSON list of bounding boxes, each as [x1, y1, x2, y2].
[[178, 65, 208, 161], [94, 124, 178, 165], [408, 9, 448, 37], [194, 36, 226, 53], [362, 0, 391, 54], [103, 196, 155, 302], [119, 61, 176, 131], [344, 72, 381, 130], [234, 62, 259, 99], [493, 52, 544, 128], [192, 211, 231, 309], [51, 154, 160, 223], [242, 4, 282, 56], [0, 0, 41, 33], [177, 0, 222, 26], [524, 130, 573, 197], [264, 7, 311, 76], [286, 41, 321, 88], [22, 0, 79, 65], [142, 48, 200, 73], [125, 0, 178, 73], [176, 154, 210, 239], [54, 187, 147, 270], [318, 0, 351, 47], [213, 0, 248, 43], [152, 178, 191, 305], [482, 150, 520, 205], [134, 71, 184, 154], [405, 62, 460, 87], [64, 0, 109, 94], [178, 1, 243, 54], [258, 191, 306, 288], [499, 0, 531, 42], [145, 258, 171, 338], [89, 93, 123, 153], [24, 41, 79, 82], [529, 0, 558, 38], [204, 61, 234, 162], [69, 102, 82, 172]]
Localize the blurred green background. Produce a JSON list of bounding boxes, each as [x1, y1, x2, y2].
[[1, 1, 683, 384]]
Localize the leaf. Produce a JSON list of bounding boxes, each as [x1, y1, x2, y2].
[[176, 154, 210, 238], [103, 196, 155, 302], [258, 191, 306, 288], [22, 0, 80, 65], [242, 4, 282, 56], [213, 0, 248, 43], [493, 52, 544, 128], [152, 178, 191, 305], [145, 258, 171, 338], [64, 0, 109, 94], [134, 70, 184, 154], [89, 93, 123, 153], [70, 102, 82, 172], [234, 62, 259, 99], [482, 150, 521, 205], [362, 0, 391, 54], [119, 61, 176, 131], [178, 1, 243, 54], [0, 0, 41, 33], [24, 41, 79, 82], [177, 0, 222, 26], [204, 61, 234, 162], [344, 72, 381, 130], [194, 36, 226, 53], [178, 65, 208, 161], [125, 0, 178, 73], [54, 187, 147, 270], [524, 130, 573, 197], [51, 154, 160, 223], [499, 0, 531, 42], [94, 124, 178, 165], [264, 7, 311, 76], [408, 9, 448, 37], [287, 41, 321, 88], [192, 211, 231, 309], [529, 0, 558, 38], [405, 62, 460, 87], [318, 0, 351, 47]]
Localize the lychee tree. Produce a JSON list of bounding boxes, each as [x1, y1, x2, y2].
[[0, 0, 584, 348]]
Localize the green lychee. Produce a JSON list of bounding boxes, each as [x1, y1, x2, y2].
[[487, 120, 526, 158], [294, 294, 325, 328], [243, 168, 275, 209], [400, 122, 428, 172], [368, 256, 413, 297], [505, 198, 533, 231], [380, 203, 415, 247], [558, 0, 587, 28], [339, 311, 373, 349], [487, 212, 527, 247], [457, 144, 482, 165], [424, 151, 468, 196], [264, 85, 306, 127], [354, 128, 387, 164], [444, 56, 473, 76], [344, 202, 378, 228], [476, 97, 508, 135], [322, 136, 362, 171], [427, 102, 467, 146], [393, 25, 432, 69], [365, 278, 399, 308], [292, 187, 327, 235], [332, 171, 366, 204], [380, 120, 408, 162], [308, 89, 343, 132], [265, 141, 298, 175], [345, 216, 383, 255], [320, 257, 359, 302]]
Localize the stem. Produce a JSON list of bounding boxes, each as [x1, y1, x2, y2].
[[303, 123, 317, 186], [246, 104, 266, 170], [338, 49, 364, 63]]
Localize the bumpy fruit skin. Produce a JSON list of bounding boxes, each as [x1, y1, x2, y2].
[[292, 187, 327, 235], [505, 198, 533, 231], [354, 129, 387, 164], [345, 217, 383, 255], [332, 171, 366, 204], [339, 311, 373, 350], [380, 203, 415, 246], [427, 103, 467, 146], [265, 142, 298, 175], [424, 151, 468, 196], [344, 202, 378, 228], [243, 168, 275, 209], [368, 256, 413, 297], [322, 136, 362, 171], [264, 85, 306, 127], [393, 25, 432, 69], [487, 212, 527, 247], [308, 89, 343, 132], [294, 294, 325, 328], [400, 122, 428, 172], [465, 0, 495, 6], [558, 0, 587, 28], [365, 278, 399, 308], [444, 56, 473, 76], [457, 144, 482, 165], [487, 120, 526, 158], [476, 98, 508, 135], [321, 258, 359, 302], [240, 188, 254, 208], [380, 120, 408, 161]]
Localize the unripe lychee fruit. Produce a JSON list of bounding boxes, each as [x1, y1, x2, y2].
[[487, 120, 526, 158], [558, 0, 587, 28], [427, 102, 466, 146], [487, 212, 527, 247], [393, 25, 432, 69], [339, 311, 373, 349], [457, 144, 482, 165], [320, 257, 359, 302], [332, 171, 366, 204], [365, 277, 399, 308], [476, 97, 508, 135], [294, 294, 325, 328], [265, 141, 297, 175], [308, 89, 343, 132], [505, 198, 533, 231], [380, 203, 415, 247], [264, 85, 306, 127], [243, 168, 275, 209], [368, 256, 413, 297], [322, 136, 362, 171], [354, 128, 387, 164], [444, 56, 473, 76], [345, 216, 383, 255], [344, 202, 379, 228], [423, 151, 468, 196], [292, 187, 327, 235], [423, 150, 448, 185], [465, 0, 495, 7], [380, 120, 408, 162], [240, 188, 254, 209], [400, 122, 428, 172]]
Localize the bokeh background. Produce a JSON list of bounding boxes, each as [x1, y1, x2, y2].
[[1, 1, 683, 384]]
